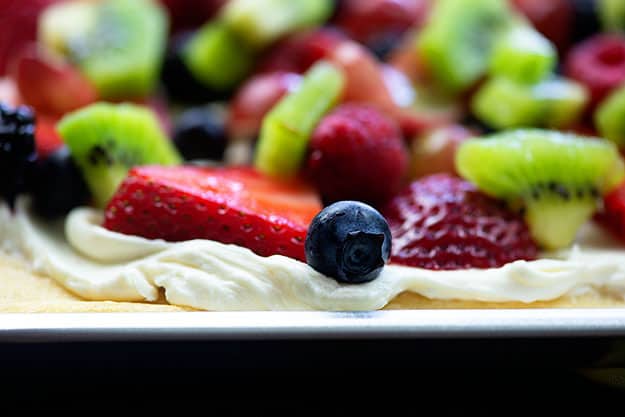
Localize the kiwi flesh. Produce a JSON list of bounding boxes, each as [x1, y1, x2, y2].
[[182, 21, 255, 92], [220, 0, 334, 50], [471, 77, 588, 129], [254, 61, 345, 178], [595, 84, 625, 148], [67, 0, 168, 99], [417, 0, 513, 93], [57, 102, 182, 208], [455, 129, 625, 250], [489, 23, 556, 85]]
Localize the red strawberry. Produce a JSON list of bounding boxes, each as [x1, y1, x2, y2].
[[103, 166, 323, 261], [0, 0, 58, 75], [255, 28, 346, 74], [305, 104, 409, 207], [227, 71, 302, 141], [34, 114, 63, 159], [333, 0, 430, 47], [564, 34, 625, 109], [381, 174, 538, 270], [11, 46, 98, 117], [158, 0, 225, 34], [511, 0, 573, 53], [595, 180, 625, 242]]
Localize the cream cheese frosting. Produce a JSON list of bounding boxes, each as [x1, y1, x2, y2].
[[3, 199, 625, 311]]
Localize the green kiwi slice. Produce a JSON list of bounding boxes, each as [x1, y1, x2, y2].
[[220, 0, 334, 49], [254, 61, 345, 178], [182, 21, 255, 92], [596, 84, 625, 148], [599, 0, 625, 30], [456, 129, 625, 250], [57, 102, 182, 208], [471, 77, 588, 129], [68, 0, 168, 99], [489, 24, 556, 84], [417, 0, 513, 93]]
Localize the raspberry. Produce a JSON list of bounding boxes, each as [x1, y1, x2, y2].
[[305, 104, 409, 207], [564, 33, 625, 109], [381, 174, 538, 270]]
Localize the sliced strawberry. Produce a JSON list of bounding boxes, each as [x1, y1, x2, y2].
[[381, 174, 537, 270], [596, 180, 625, 242], [255, 28, 345, 74], [34, 114, 63, 159], [332, 0, 430, 48], [0, 0, 58, 75], [104, 166, 323, 261], [11, 47, 98, 117], [227, 71, 302, 140]]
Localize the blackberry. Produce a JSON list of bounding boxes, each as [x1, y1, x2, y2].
[[0, 103, 36, 206]]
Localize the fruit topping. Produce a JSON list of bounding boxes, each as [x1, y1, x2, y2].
[[410, 124, 473, 179], [30, 146, 90, 219], [417, 0, 513, 93], [331, 0, 429, 56], [227, 71, 302, 141], [57, 102, 182, 208], [305, 200, 391, 283], [64, 0, 168, 99], [182, 21, 255, 92], [471, 77, 588, 129], [489, 23, 557, 84], [158, 0, 225, 34], [221, 0, 334, 50], [569, 0, 601, 44], [381, 174, 537, 270], [172, 106, 227, 161], [38, 0, 96, 58], [0, 0, 57, 75], [511, 0, 573, 53], [305, 104, 409, 207], [595, 179, 625, 242], [471, 78, 588, 129], [103, 165, 322, 261], [564, 33, 625, 109], [34, 114, 63, 159], [254, 61, 345, 178], [595, 83, 625, 148], [11, 46, 98, 117], [255, 28, 345, 74], [455, 129, 625, 250], [0, 103, 36, 206], [598, 0, 625, 31]]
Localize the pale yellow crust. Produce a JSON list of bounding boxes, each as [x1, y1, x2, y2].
[[0, 254, 624, 312]]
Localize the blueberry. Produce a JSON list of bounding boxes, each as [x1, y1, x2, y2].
[[173, 107, 228, 161], [31, 146, 90, 219], [305, 201, 392, 284], [570, 0, 601, 44], [0, 103, 36, 206]]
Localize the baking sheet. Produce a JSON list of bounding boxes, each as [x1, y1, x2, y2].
[[2, 308, 625, 342]]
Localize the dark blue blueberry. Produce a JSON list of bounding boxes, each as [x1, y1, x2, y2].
[[173, 107, 227, 161], [305, 201, 391, 284], [31, 146, 90, 219], [0, 103, 36, 206], [570, 0, 601, 44], [160, 31, 232, 104]]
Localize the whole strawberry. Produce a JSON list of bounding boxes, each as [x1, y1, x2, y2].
[[104, 166, 322, 262], [595, 180, 625, 242], [305, 104, 409, 207], [381, 174, 537, 270]]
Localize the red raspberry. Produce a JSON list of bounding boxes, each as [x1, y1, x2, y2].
[[381, 174, 538, 270], [564, 34, 625, 109], [595, 180, 625, 242], [305, 104, 409, 207]]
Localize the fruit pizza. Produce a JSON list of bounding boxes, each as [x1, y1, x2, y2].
[[2, 0, 625, 312]]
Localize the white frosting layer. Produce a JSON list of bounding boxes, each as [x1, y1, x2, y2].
[[5, 200, 625, 311]]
